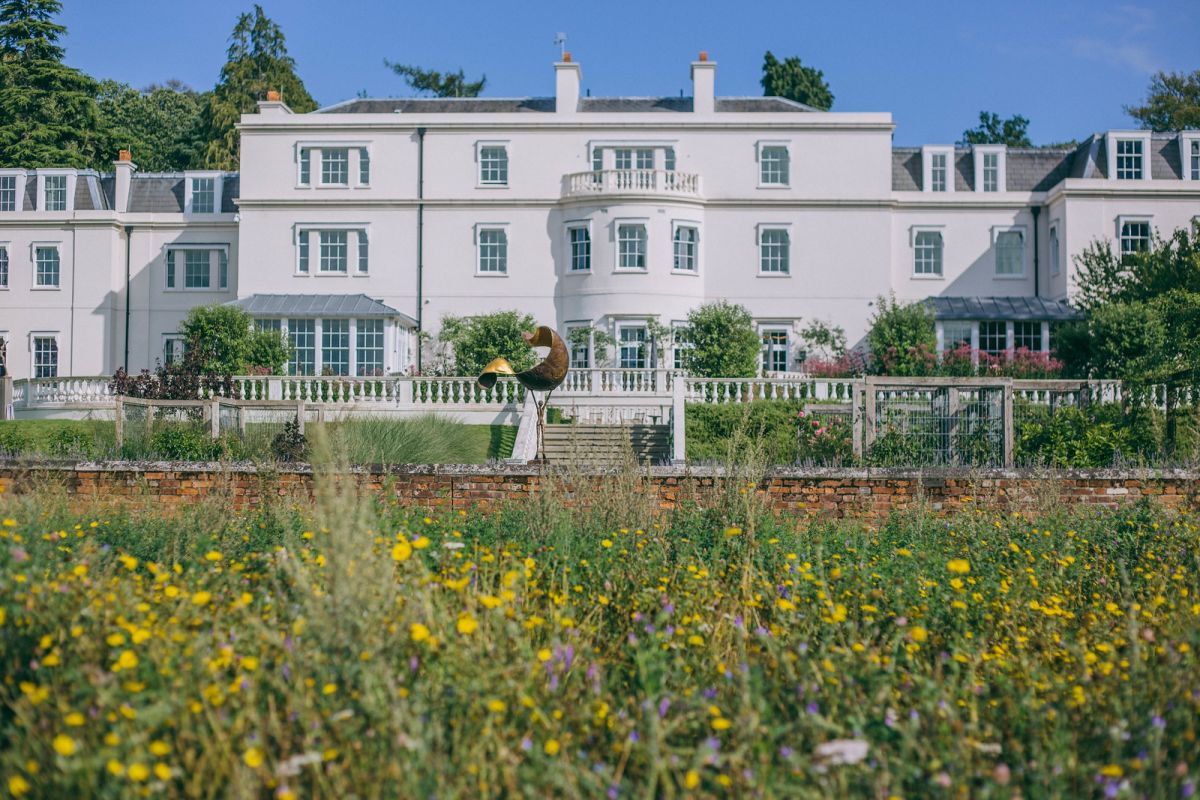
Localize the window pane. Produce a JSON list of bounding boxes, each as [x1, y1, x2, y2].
[[931, 153, 947, 192], [479, 146, 508, 184], [983, 153, 998, 192], [761, 330, 788, 372], [299, 149, 311, 184], [44, 175, 67, 210], [995, 231, 1023, 275], [356, 318, 384, 376], [759, 229, 789, 273], [184, 250, 210, 288], [33, 337, 58, 378], [619, 326, 647, 369], [288, 319, 315, 375], [36, 247, 59, 286], [1192, 140, 1200, 181], [760, 146, 788, 185], [254, 319, 282, 332], [191, 177, 215, 213], [298, 231, 309, 273], [1014, 321, 1041, 352], [322, 319, 349, 376], [1120, 222, 1150, 262], [673, 226, 698, 272], [913, 231, 943, 275], [943, 323, 972, 351], [614, 149, 632, 170], [979, 321, 1006, 355], [672, 327, 691, 370], [569, 227, 590, 271], [0, 176, 15, 211], [358, 230, 369, 273], [478, 229, 507, 273], [219, 250, 228, 289], [359, 148, 370, 185], [664, 147, 676, 172], [636, 149, 654, 169], [0, 247, 8, 287], [1115, 139, 1143, 180], [321, 148, 349, 184], [617, 224, 646, 269], [567, 328, 590, 368], [1049, 228, 1060, 276], [319, 231, 348, 272]]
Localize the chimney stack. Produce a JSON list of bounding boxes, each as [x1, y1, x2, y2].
[[555, 54, 581, 114], [257, 89, 292, 115], [113, 149, 136, 213], [691, 52, 716, 114]]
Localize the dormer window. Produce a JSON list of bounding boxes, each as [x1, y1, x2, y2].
[[0, 174, 20, 211], [922, 146, 955, 193], [1182, 134, 1200, 181], [1192, 139, 1199, 181], [1115, 139, 1143, 180], [973, 145, 1006, 192], [42, 175, 68, 211], [191, 177, 214, 213]]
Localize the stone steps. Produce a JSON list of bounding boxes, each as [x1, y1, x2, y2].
[[541, 424, 670, 464]]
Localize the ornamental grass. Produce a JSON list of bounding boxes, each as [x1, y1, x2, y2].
[[0, 457, 1197, 797]]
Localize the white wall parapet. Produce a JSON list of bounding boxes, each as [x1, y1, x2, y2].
[[562, 169, 702, 199]]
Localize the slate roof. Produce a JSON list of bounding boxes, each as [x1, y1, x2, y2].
[[891, 147, 1080, 192], [316, 96, 814, 114], [926, 296, 1082, 322], [228, 294, 417, 324], [123, 174, 239, 213]]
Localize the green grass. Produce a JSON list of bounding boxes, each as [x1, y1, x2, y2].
[[0, 475, 1196, 797], [0, 418, 516, 463]]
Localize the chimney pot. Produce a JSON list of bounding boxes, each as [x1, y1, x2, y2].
[[699, 51, 708, 62], [563, 52, 571, 62], [117, 149, 132, 162], [266, 90, 281, 102]]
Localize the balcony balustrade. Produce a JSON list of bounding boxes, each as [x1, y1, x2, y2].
[[562, 169, 701, 199]]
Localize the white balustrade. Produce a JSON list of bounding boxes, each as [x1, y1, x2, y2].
[[563, 169, 702, 199]]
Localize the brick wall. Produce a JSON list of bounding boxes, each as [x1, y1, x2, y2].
[[1, 461, 1197, 518]]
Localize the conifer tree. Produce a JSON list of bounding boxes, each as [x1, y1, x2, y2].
[[0, 0, 100, 167], [761, 51, 833, 111], [201, 5, 316, 169]]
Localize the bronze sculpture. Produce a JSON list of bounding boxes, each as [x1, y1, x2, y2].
[[477, 326, 569, 462]]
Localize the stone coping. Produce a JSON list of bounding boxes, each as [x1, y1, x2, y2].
[[1, 458, 1197, 482]]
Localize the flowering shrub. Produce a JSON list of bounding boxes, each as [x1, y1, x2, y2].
[[937, 344, 1065, 379], [800, 352, 868, 378], [795, 409, 854, 464], [0, 490, 1197, 797]]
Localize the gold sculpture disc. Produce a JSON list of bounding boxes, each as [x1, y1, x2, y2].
[[477, 325, 569, 392]]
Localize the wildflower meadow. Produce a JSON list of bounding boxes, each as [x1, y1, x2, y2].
[[1, 474, 1197, 798]]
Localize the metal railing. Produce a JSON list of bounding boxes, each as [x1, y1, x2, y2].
[[562, 169, 702, 198]]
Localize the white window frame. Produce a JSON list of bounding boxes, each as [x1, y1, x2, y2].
[[671, 221, 700, 274], [320, 147, 350, 187], [355, 318, 385, 377], [37, 170, 75, 212], [31, 242, 61, 289], [758, 325, 791, 374], [475, 223, 509, 276], [184, 172, 223, 214], [615, 322, 649, 369], [294, 142, 370, 188], [756, 141, 791, 188], [973, 145, 1006, 193], [318, 230, 349, 274], [614, 220, 648, 272], [161, 335, 186, 365], [163, 244, 232, 292], [991, 226, 1027, 278], [0, 242, 8, 289], [909, 225, 945, 279], [357, 147, 371, 187], [756, 224, 791, 276], [476, 141, 510, 187], [566, 221, 591, 273], [1048, 222, 1061, 277], [30, 332, 59, 378], [293, 226, 369, 276], [1180, 134, 1200, 181], [564, 321, 592, 369], [0, 171, 25, 212], [1106, 132, 1152, 181], [922, 146, 955, 193], [1116, 215, 1153, 260], [671, 321, 692, 371]]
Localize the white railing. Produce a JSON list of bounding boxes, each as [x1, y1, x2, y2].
[[12, 377, 115, 408], [563, 169, 702, 199], [559, 368, 676, 395], [682, 376, 857, 404]]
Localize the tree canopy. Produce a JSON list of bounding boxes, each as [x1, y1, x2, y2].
[[201, 4, 316, 169], [961, 112, 1032, 147], [1126, 70, 1200, 131], [0, 0, 100, 167], [760, 51, 833, 111], [180, 304, 289, 376], [96, 80, 208, 171], [678, 301, 762, 378], [439, 311, 537, 376], [385, 61, 486, 97]]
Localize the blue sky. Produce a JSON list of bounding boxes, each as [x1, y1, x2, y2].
[[60, 0, 1197, 145]]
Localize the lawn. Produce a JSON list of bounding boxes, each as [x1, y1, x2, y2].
[[0, 474, 1196, 797], [0, 418, 516, 464]]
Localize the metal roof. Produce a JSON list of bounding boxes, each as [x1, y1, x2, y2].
[[925, 296, 1082, 322], [227, 294, 416, 324]]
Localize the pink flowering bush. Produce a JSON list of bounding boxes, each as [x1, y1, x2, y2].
[[796, 409, 854, 465]]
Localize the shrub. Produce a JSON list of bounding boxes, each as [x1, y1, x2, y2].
[[47, 427, 96, 459], [440, 311, 537, 376], [866, 294, 937, 376], [0, 425, 30, 455], [686, 400, 803, 463], [145, 425, 239, 461], [679, 301, 763, 378], [795, 409, 853, 465], [270, 416, 308, 462], [1016, 403, 1158, 467], [180, 305, 288, 376]]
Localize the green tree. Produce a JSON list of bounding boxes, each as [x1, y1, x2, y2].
[[678, 301, 762, 378], [760, 51, 833, 111], [96, 79, 208, 171], [385, 61, 486, 97], [180, 304, 288, 375], [0, 0, 100, 167], [866, 294, 937, 376], [961, 111, 1032, 146], [201, 5, 316, 170], [1126, 70, 1200, 131], [439, 311, 537, 376]]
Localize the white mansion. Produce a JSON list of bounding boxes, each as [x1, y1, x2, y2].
[[1, 54, 1199, 380]]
